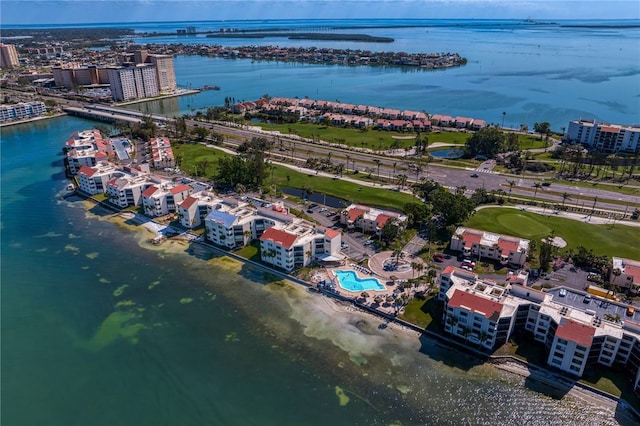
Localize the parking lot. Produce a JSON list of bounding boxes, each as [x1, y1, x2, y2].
[[546, 287, 637, 321]]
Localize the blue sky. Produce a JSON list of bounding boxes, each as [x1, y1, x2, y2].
[[2, 0, 639, 26]]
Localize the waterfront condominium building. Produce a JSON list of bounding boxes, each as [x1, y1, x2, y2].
[[0, 43, 20, 68], [438, 266, 640, 392], [105, 168, 153, 208], [567, 118, 640, 154], [64, 129, 110, 174], [0, 101, 46, 122], [176, 191, 225, 229], [205, 201, 261, 249], [108, 64, 159, 101], [260, 220, 342, 272], [141, 183, 192, 217], [450, 226, 530, 267], [147, 54, 177, 94]]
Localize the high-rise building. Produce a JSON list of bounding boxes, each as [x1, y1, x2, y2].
[[567, 118, 640, 154], [0, 43, 20, 68], [147, 54, 177, 94], [107, 64, 159, 101]]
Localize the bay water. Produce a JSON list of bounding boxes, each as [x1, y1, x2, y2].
[[0, 115, 630, 425], [120, 19, 640, 130], [2, 18, 639, 425]]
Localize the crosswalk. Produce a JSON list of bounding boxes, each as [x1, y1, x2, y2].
[[475, 168, 495, 174]]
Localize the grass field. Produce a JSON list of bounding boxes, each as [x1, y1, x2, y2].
[[466, 207, 640, 258], [172, 142, 417, 210], [269, 166, 417, 210]]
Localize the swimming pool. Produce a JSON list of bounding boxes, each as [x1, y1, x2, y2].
[[333, 270, 385, 292]]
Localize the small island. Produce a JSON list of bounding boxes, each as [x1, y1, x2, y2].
[[206, 32, 394, 42]]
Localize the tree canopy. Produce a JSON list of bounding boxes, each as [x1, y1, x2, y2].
[[464, 126, 506, 158]]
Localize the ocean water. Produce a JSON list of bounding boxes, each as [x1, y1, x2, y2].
[[1, 116, 634, 424], [117, 19, 640, 130]]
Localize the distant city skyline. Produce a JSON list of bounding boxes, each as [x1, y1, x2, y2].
[[2, 0, 639, 26]]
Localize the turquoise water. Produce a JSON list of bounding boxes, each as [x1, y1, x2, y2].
[[334, 270, 386, 292], [2, 115, 631, 425], [2, 18, 638, 424]]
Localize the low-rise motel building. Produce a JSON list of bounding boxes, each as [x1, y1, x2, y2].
[[339, 204, 408, 235], [450, 226, 530, 267], [438, 266, 640, 395]]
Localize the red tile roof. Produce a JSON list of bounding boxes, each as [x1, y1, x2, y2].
[[77, 165, 96, 177], [170, 184, 191, 195], [461, 231, 482, 247], [555, 318, 595, 347], [447, 289, 503, 321], [180, 196, 198, 209], [260, 227, 298, 249], [375, 214, 390, 228], [347, 208, 366, 222], [324, 228, 341, 239], [497, 239, 519, 253], [142, 185, 158, 198], [624, 263, 640, 284]]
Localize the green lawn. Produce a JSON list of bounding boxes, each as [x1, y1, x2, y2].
[[467, 207, 640, 258], [173, 142, 228, 177], [173, 142, 417, 210], [253, 122, 475, 151], [400, 294, 441, 330], [270, 166, 416, 210]]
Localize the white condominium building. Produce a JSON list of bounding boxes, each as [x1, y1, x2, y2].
[[108, 64, 159, 101], [439, 267, 640, 388], [340, 204, 408, 235], [260, 221, 342, 272], [149, 136, 175, 169], [65, 129, 110, 174], [567, 118, 640, 153], [205, 201, 261, 249], [141, 183, 192, 217], [0, 102, 46, 122], [177, 191, 225, 229], [148, 54, 177, 93], [450, 226, 530, 266], [105, 168, 153, 208]]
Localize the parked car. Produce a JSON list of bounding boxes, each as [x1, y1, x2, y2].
[[433, 254, 445, 262], [583, 294, 592, 304]]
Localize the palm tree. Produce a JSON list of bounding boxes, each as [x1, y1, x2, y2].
[[506, 179, 516, 202], [611, 268, 622, 285], [561, 192, 571, 207], [392, 162, 397, 179], [533, 182, 542, 198], [501, 111, 506, 128], [345, 155, 351, 173], [414, 163, 423, 182], [396, 174, 408, 190], [373, 159, 382, 181], [410, 261, 420, 278]]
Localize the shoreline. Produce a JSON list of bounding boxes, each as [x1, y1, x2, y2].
[[75, 193, 639, 421], [0, 112, 67, 128]]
